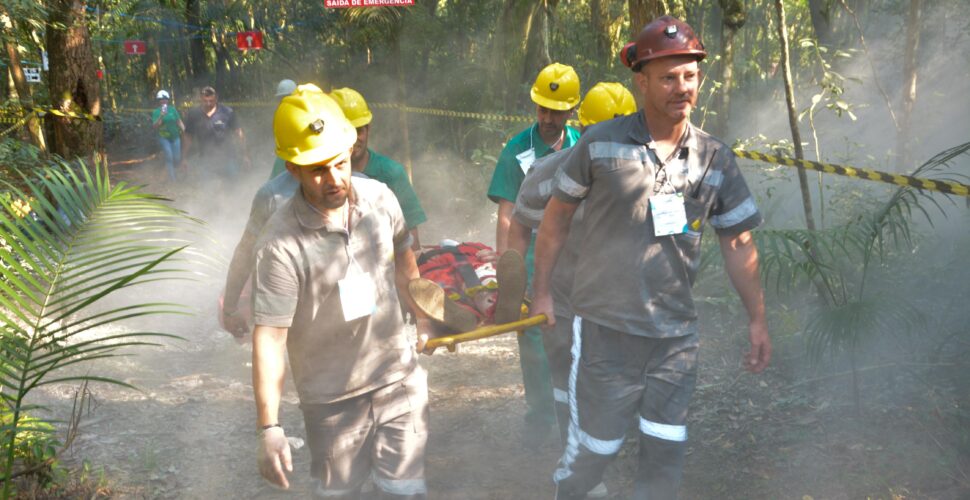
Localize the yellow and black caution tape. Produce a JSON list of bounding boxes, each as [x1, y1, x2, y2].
[[734, 149, 970, 197], [0, 105, 102, 122], [31, 106, 102, 122], [0, 112, 35, 138], [370, 102, 581, 127]]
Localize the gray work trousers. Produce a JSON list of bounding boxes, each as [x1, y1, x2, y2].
[[301, 366, 429, 499], [553, 318, 698, 500], [543, 315, 576, 446]]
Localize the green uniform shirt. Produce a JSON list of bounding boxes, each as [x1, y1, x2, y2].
[[487, 123, 581, 204], [363, 149, 427, 230], [487, 123, 581, 279], [151, 106, 182, 140]]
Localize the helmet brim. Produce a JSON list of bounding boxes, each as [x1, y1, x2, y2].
[[530, 89, 578, 111]]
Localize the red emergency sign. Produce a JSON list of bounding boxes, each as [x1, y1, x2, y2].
[[236, 31, 263, 51], [123, 40, 147, 56], [325, 0, 414, 7]]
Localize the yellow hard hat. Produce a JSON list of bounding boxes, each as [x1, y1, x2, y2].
[[530, 62, 581, 111], [577, 82, 637, 126], [274, 84, 357, 166], [329, 87, 373, 128]]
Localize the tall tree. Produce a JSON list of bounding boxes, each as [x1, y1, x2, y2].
[[46, 0, 102, 162], [774, 0, 816, 231], [897, 0, 922, 170], [185, 0, 207, 86], [522, 0, 557, 85], [489, 0, 539, 110], [628, 0, 663, 36], [713, 0, 745, 138], [590, 0, 612, 64], [0, 3, 47, 152]]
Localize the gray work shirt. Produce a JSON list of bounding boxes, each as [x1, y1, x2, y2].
[[252, 177, 416, 404], [512, 149, 585, 319], [551, 112, 762, 338]]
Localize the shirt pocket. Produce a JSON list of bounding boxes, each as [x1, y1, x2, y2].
[[673, 195, 708, 285]]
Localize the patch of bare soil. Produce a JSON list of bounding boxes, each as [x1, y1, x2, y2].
[[26, 158, 970, 499]]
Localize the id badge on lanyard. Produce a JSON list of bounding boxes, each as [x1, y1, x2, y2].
[[651, 193, 688, 236], [516, 148, 536, 175], [338, 232, 376, 322], [338, 271, 377, 322]]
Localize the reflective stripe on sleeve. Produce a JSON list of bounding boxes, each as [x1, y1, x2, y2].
[[555, 169, 589, 199], [710, 196, 758, 229]]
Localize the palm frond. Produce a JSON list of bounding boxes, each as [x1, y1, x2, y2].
[[0, 160, 203, 487]]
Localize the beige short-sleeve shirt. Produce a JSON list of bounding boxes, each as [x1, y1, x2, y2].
[[253, 178, 416, 404]]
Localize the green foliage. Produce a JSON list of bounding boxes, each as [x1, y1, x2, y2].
[[0, 161, 202, 498], [755, 141, 970, 406]]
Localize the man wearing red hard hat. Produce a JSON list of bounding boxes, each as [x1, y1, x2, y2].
[[532, 16, 771, 500]]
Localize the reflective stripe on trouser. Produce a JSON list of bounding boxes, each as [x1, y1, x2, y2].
[[554, 318, 698, 500], [518, 325, 557, 427], [542, 315, 575, 446], [302, 366, 429, 499]]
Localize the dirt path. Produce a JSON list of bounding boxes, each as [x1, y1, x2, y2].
[[27, 161, 970, 499]]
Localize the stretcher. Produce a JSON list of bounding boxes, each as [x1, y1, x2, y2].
[[424, 313, 548, 352]]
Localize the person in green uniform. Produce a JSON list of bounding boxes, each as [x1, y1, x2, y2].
[[487, 62, 582, 449], [331, 87, 428, 250], [151, 90, 185, 182]]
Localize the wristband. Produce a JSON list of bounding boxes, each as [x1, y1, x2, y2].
[[260, 423, 282, 432]]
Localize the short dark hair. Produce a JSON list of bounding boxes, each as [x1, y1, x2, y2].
[[200, 86, 217, 97]]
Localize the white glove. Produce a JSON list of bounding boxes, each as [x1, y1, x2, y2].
[[257, 426, 292, 489]]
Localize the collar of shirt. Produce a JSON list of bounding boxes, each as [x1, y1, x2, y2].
[[531, 123, 579, 159], [292, 185, 361, 234], [628, 111, 697, 155]]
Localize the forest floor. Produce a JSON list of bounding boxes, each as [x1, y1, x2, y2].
[[25, 158, 970, 499]]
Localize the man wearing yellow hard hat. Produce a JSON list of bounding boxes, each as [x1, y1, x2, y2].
[[487, 62, 582, 449], [330, 87, 428, 250], [250, 84, 432, 498]]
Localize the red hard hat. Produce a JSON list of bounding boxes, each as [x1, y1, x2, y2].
[[622, 15, 706, 71]]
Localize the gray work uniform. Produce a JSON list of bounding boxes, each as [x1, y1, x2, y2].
[[252, 178, 428, 498], [547, 112, 762, 500], [512, 149, 585, 446]]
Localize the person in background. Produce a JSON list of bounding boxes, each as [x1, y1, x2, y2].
[[487, 62, 582, 449], [531, 17, 771, 500], [330, 87, 428, 250], [182, 86, 251, 182], [151, 90, 185, 182]]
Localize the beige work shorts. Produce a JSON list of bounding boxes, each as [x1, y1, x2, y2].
[[301, 366, 429, 499]]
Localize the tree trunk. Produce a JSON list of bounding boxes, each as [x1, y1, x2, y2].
[[808, 0, 839, 47], [186, 0, 207, 87], [713, 0, 745, 138], [146, 34, 162, 93], [627, 0, 663, 37], [773, 0, 815, 231], [0, 5, 47, 152], [896, 0, 922, 171], [521, 1, 552, 85], [590, 0, 611, 65], [46, 0, 102, 163], [488, 0, 538, 111]]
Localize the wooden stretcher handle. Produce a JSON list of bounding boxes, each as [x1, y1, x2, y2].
[[424, 314, 548, 352]]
